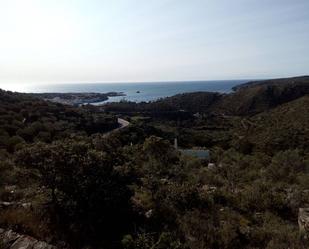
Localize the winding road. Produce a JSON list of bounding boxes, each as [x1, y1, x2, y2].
[[103, 118, 130, 137], [117, 118, 130, 129]]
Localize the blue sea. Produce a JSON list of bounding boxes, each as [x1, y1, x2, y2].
[[24, 80, 249, 103]]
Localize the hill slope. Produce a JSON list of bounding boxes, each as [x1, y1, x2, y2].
[[233, 95, 309, 153], [212, 76, 309, 115], [0, 89, 117, 153], [232, 75, 309, 91]]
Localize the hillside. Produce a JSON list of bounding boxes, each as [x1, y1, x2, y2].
[[0, 78, 309, 249], [0, 89, 118, 154], [232, 76, 309, 91], [214, 76, 309, 115], [105, 77, 309, 116], [151, 91, 223, 113], [234, 95, 309, 153]]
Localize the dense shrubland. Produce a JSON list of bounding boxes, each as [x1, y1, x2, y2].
[[0, 78, 309, 249], [4, 135, 308, 249]]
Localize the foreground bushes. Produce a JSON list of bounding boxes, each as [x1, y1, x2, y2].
[[1, 135, 307, 249]]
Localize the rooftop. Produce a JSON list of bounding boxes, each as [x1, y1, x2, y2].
[[179, 149, 210, 160]]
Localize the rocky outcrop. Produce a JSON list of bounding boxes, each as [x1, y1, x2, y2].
[[0, 228, 56, 249], [0, 202, 32, 210], [298, 208, 309, 239]]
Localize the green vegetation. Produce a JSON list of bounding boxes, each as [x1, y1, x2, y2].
[[0, 77, 308, 249], [0, 89, 118, 153]]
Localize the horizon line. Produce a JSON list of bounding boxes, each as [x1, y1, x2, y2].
[[2, 74, 309, 86]]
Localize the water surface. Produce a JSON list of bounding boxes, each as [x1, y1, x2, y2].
[[23, 80, 249, 103]]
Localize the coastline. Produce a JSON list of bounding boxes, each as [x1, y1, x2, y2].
[[27, 80, 250, 105], [31, 92, 126, 106]]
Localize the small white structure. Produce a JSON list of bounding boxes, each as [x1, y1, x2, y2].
[[207, 163, 216, 169], [174, 138, 210, 161]]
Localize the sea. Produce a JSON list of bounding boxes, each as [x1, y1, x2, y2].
[[22, 80, 249, 103]]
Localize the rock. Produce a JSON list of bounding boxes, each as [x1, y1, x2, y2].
[[185, 235, 197, 242], [10, 236, 37, 249], [33, 241, 56, 249], [160, 178, 168, 184], [0, 202, 32, 210], [21, 203, 32, 209], [201, 185, 217, 193], [298, 208, 309, 239], [4, 185, 17, 193], [0, 229, 57, 249], [0, 202, 15, 208], [0, 230, 21, 248], [145, 209, 153, 219]]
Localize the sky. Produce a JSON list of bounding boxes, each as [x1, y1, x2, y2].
[[0, 0, 308, 90]]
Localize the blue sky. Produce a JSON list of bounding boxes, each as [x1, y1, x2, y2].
[[0, 0, 308, 89]]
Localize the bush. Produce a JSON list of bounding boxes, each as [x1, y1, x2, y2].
[[16, 140, 134, 245]]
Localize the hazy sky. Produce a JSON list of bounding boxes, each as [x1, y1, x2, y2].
[[0, 0, 308, 89]]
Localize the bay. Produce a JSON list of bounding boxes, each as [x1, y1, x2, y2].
[[23, 80, 249, 103]]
